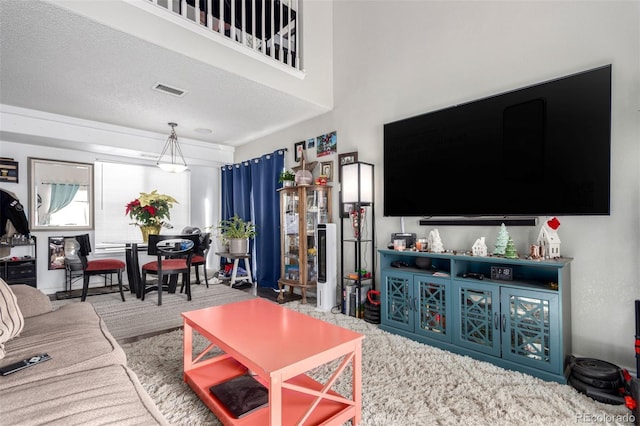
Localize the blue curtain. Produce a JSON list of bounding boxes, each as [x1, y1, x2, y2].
[[250, 150, 285, 289], [221, 149, 284, 288], [231, 163, 252, 222], [221, 165, 234, 222]]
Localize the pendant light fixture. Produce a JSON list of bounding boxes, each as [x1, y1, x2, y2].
[[157, 122, 188, 173]]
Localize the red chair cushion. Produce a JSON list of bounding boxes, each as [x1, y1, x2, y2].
[[86, 259, 125, 272], [142, 259, 188, 272], [191, 255, 205, 265]]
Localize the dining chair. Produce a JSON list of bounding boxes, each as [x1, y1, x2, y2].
[[191, 232, 212, 287], [141, 234, 199, 306], [65, 234, 126, 302]]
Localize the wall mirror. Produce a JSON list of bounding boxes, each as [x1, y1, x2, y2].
[[28, 158, 94, 231]]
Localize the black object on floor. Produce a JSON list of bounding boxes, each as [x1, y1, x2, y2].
[[364, 290, 381, 324], [209, 374, 268, 419], [256, 287, 302, 304], [566, 356, 626, 405]]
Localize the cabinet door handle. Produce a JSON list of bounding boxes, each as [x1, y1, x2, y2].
[[494, 312, 499, 330], [501, 313, 507, 332]]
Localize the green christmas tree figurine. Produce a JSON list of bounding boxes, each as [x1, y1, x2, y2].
[[493, 223, 509, 255], [504, 237, 518, 259]]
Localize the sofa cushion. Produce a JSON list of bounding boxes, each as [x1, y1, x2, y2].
[[10, 284, 53, 318], [0, 278, 24, 359], [0, 302, 126, 391], [0, 364, 169, 425]]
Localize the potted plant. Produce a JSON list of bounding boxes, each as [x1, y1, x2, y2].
[[278, 170, 296, 187], [217, 215, 257, 254], [125, 190, 177, 242]]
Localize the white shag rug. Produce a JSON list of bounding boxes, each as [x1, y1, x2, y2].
[[121, 301, 633, 425]]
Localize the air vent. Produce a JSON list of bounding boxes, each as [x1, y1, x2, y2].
[[152, 82, 186, 97]]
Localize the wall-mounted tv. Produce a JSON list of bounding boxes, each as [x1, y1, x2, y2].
[[383, 64, 611, 217]]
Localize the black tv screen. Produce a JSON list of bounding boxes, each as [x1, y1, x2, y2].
[[383, 64, 611, 217]]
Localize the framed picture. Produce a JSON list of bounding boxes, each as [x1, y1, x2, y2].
[[338, 151, 358, 182], [306, 137, 315, 149], [294, 141, 305, 162], [316, 131, 337, 157], [320, 161, 333, 182], [48, 236, 66, 270], [0, 159, 18, 183]]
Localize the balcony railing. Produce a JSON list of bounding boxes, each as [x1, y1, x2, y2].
[[149, 0, 300, 70]]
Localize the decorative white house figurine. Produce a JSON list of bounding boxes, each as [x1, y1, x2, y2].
[[472, 237, 488, 257], [428, 229, 445, 253], [538, 217, 561, 259], [494, 223, 509, 255]]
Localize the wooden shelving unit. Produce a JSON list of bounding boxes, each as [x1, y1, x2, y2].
[[277, 184, 332, 303]]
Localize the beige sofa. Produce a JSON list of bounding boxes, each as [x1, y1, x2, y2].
[[0, 284, 168, 425]]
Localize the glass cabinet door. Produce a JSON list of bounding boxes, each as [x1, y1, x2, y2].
[[381, 271, 413, 332], [453, 280, 501, 357], [415, 275, 451, 342], [303, 186, 330, 283], [501, 288, 560, 373], [281, 188, 300, 282]]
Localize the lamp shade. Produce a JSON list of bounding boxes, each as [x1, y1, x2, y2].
[[342, 162, 373, 204]]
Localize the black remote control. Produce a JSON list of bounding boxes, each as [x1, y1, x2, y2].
[[0, 354, 51, 376]]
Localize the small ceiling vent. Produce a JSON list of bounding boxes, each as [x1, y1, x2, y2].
[[152, 82, 186, 97]]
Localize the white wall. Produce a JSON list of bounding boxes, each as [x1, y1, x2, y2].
[[0, 136, 223, 294], [235, 1, 640, 372]]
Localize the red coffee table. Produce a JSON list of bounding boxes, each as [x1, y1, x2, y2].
[[182, 298, 365, 425]]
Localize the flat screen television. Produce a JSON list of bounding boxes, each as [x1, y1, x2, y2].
[[383, 64, 611, 217]]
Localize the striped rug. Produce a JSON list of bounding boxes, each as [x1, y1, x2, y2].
[[52, 282, 257, 342]]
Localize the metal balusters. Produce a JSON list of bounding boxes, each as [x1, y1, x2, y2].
[[230, 0, 236, 41], [241, 0, 246, 45], [293, 0, 299, 69], [180, 0, 187, 18], [278, 0, 283, 61], [251, 0, 256, 50], [270, 0, 275, 58], [207, 0, 213, 30], [219, 0, 225, 35], [147, 0, 300, 69], [286, 0, 291, 65], [261, 0, 266, 54]]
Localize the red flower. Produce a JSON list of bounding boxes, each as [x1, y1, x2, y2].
[[145, 205, 156, 215], [125, 199, 140, 215]]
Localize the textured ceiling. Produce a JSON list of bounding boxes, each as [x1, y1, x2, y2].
[[0, 0, 326, 149]]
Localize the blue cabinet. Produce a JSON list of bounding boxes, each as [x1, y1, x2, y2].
[[379, 249, 571, 383], [452, 280, 501, 356], [381, 271, 451, 342]]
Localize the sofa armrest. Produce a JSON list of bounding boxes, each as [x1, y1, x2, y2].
[[11, 285, 53, 318]]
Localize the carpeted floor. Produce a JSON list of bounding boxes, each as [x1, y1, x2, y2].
[[52, 282, 258, 342], [119, 301, 633, 426]]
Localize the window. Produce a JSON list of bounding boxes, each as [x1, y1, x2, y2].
[[94, 162, 190, 246]]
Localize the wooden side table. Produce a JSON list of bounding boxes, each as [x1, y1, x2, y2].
[[215, 252, 253, 288]]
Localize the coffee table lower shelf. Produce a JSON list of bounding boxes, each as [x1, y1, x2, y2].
[[184, 356, 356, 425]]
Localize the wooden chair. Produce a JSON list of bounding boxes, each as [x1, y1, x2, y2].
[[191, 232, 212, 287], [141, 234, 199, 306], [66, 234, 126, 302]]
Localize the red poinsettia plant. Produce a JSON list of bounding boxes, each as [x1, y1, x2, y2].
[[125, 190, 177, 227]]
